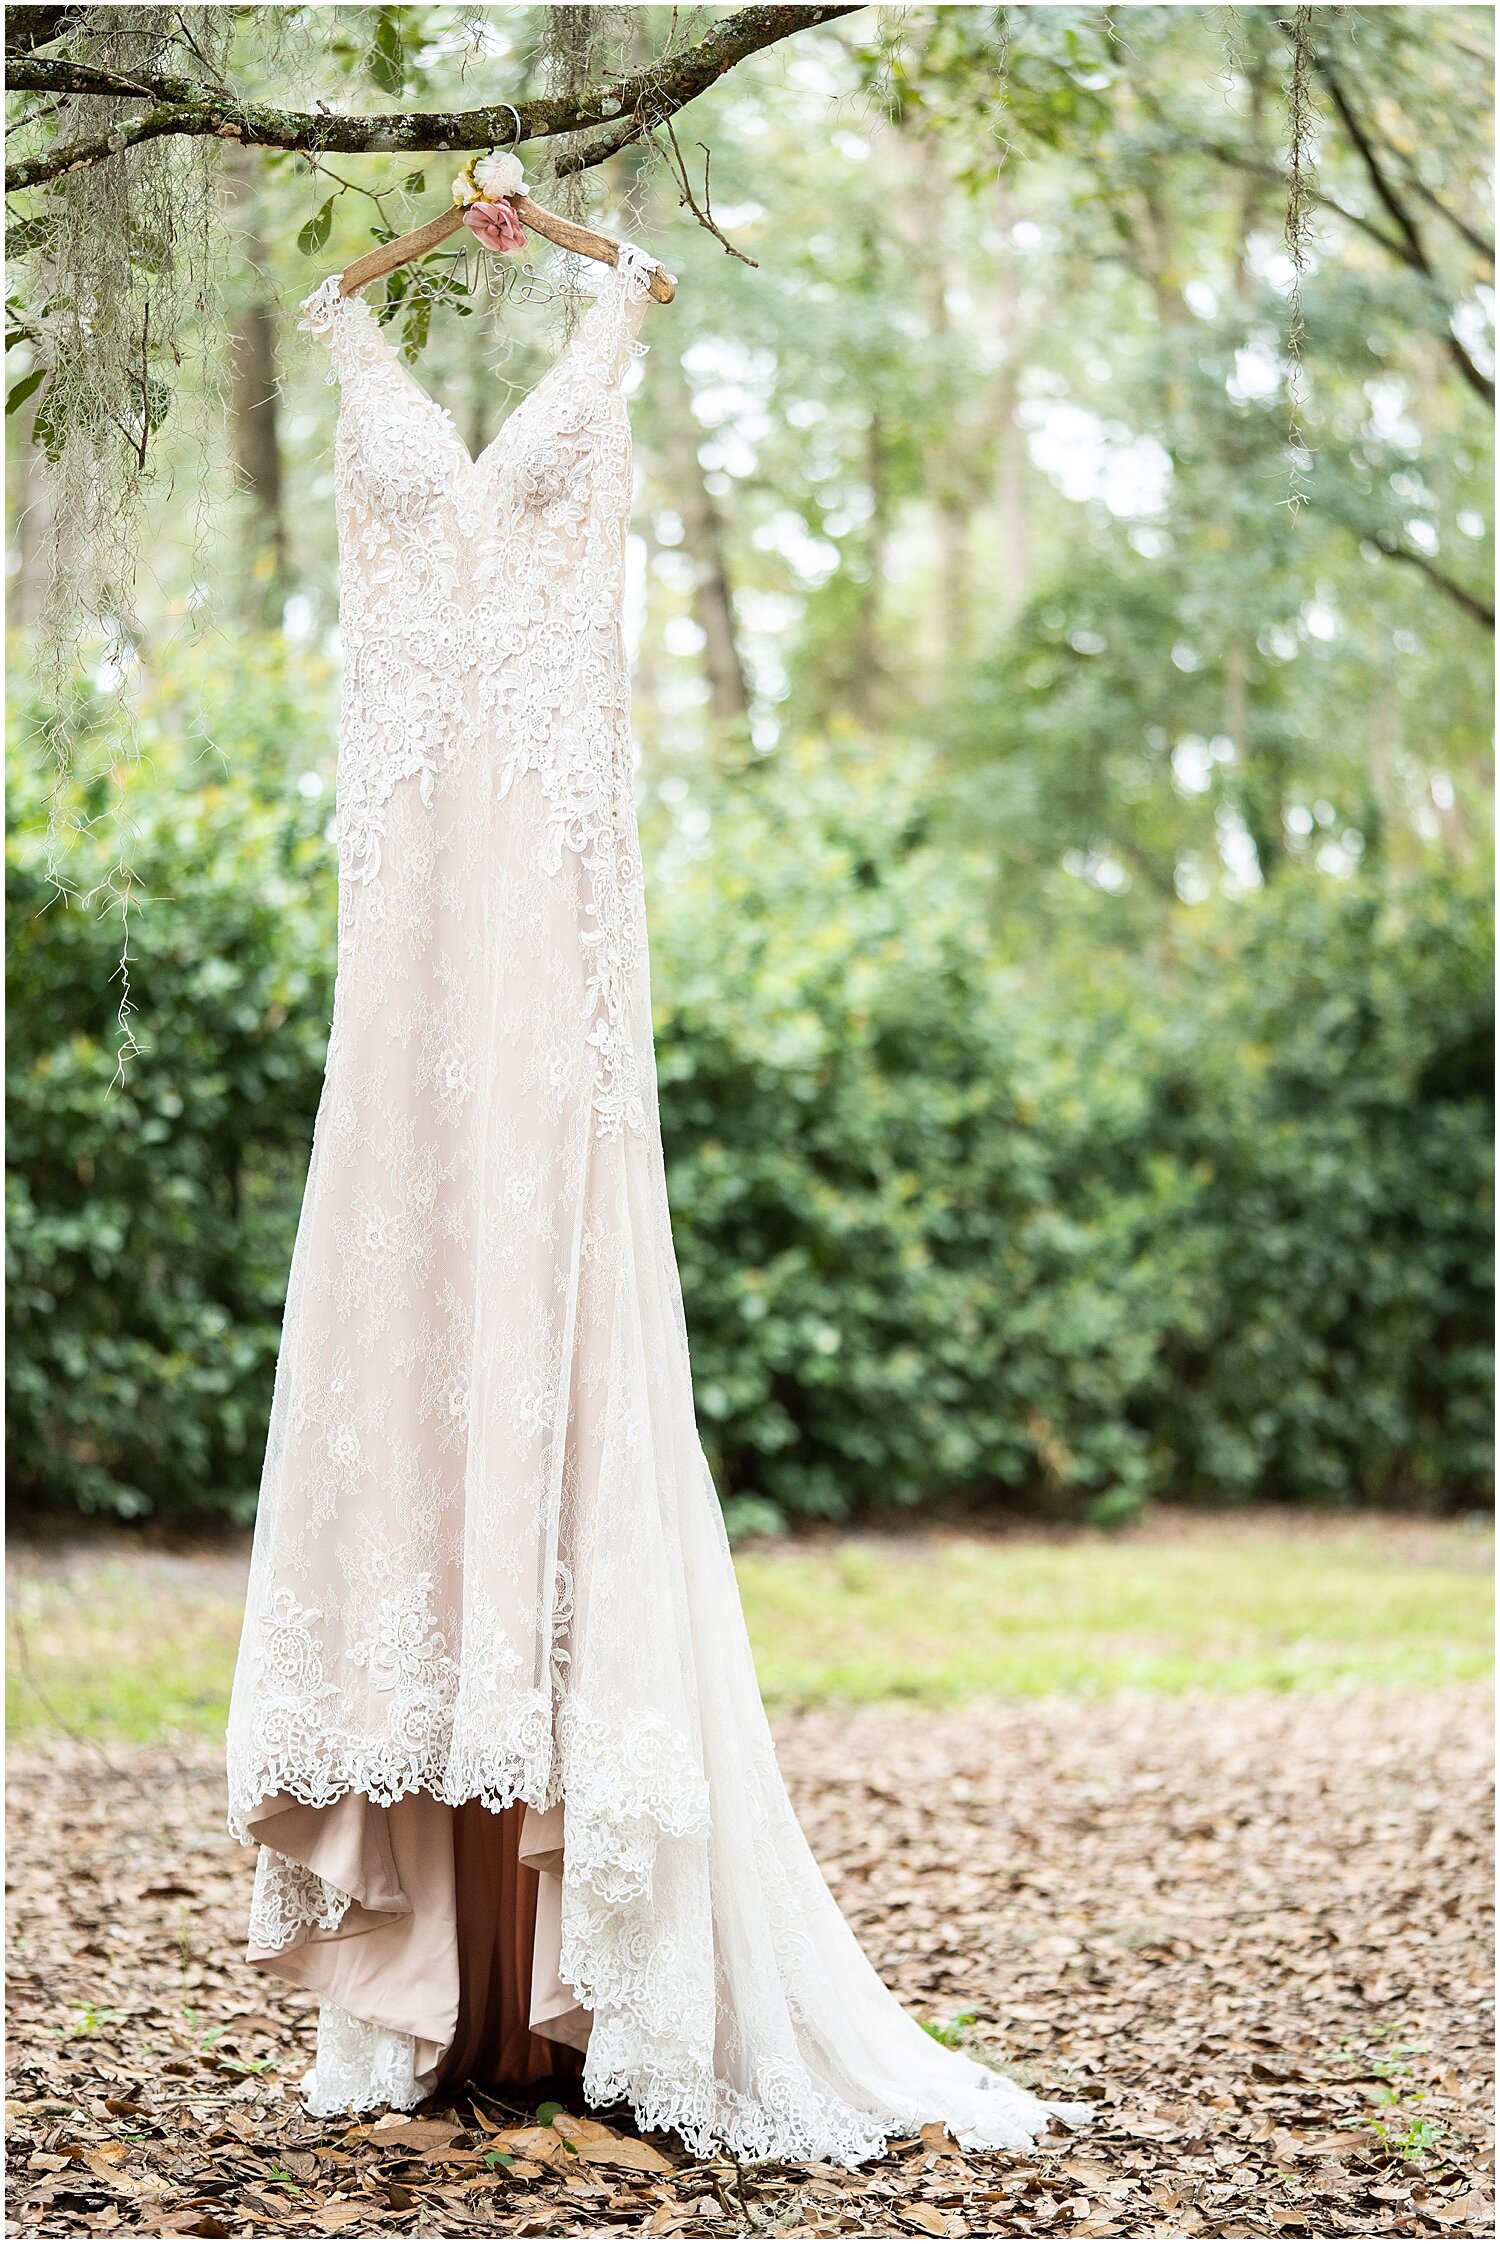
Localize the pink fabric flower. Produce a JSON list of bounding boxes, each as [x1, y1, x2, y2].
[[463, 198, 527, 255]]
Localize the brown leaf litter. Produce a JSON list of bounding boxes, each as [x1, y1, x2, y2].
[[5, 1686, 1492, 2237]]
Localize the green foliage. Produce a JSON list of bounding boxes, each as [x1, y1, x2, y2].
[[9, 643, 1487, 1529], [653, 746, 1493, 1528], [6, 648, 337, 1521], [920, 2013, 979, 2049], [1144, 871, 1495, 1509]]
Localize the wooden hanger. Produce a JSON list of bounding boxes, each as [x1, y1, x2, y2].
[[339, 195, 678, 304]]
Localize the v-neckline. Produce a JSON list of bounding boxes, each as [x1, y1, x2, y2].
[[340, 279, 609, 476]]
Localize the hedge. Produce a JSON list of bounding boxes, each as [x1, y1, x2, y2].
[[7, 651, 1493, 1528]]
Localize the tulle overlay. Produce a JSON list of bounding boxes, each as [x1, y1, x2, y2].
[[226, 254, 1089, 2164]]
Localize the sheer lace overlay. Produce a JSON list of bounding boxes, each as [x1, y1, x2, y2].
[[227, 250, 1089, 2165], [302, 2000, 424, 2119]]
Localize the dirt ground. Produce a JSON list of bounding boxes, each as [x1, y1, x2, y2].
[[6, 1686, 1493, 2239]]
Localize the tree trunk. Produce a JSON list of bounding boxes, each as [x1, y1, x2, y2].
[[7, 380, 54, 634], [655, 345, 751, 735], [1135, 180, 1191, 330], [1225, 629, 1290, 878], [992, 176, 1029, 630], [1233, 41, 1271, 304], [917, 142, 970, 670], [850, 397, 888, 727], [223, 145, 286, 620]]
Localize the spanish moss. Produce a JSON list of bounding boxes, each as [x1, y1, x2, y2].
[[1281, 4, 1320, 512]]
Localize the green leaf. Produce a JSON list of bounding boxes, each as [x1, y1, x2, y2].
[[369, 6, 405, 95], [6, 367, 45, 415], [399, 295, 431, 361], [403, 170, 426, 195], [535, 2101, 564, 2127], [296, 197, 336, 258]]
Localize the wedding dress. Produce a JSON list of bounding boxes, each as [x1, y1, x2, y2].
[[225, 246, 1088, 2164]]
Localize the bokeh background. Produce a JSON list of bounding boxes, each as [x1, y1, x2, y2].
[[8, 4, 1493, 1542]]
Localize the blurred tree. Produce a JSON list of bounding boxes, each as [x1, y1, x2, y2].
[[8, 659, 1491, 1526], [224, 144, 288, 622], [653, 341, 753, 737]]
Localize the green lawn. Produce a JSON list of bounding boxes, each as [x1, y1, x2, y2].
[[7, 1514, 1492, 1745], [738, 1517, 1494, 1707]]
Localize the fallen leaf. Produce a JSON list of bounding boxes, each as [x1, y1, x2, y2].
[[5, 1661, 1492, 2244], [1422, 2192, 1495, 2226], [359, 2118, 464, 2152], [575, 2134, 676, 2174]]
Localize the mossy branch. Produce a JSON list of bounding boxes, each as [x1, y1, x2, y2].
[[5, 4, 865, 194]]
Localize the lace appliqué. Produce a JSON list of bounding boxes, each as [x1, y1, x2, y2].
[[248, 1847, 350, 1952], [301, 1998, 424, 2118]]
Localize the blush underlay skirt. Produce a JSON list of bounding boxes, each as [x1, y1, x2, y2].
[[246, 1794, 587, 2109]]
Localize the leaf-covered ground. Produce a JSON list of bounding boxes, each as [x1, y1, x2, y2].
[[7, 1685, 1493, 2239]]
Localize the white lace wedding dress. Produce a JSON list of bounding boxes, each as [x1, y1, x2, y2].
[[225, 246, 1088, 2163]]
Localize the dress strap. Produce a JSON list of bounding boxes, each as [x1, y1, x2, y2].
[[299, 275, 388, 391], [573, 244, 658, 389], [614, 242, 661, 303], [298, 274, 348, 337]]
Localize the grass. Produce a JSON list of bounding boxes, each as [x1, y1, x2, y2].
[[738, 1516, 1493, 1709], [8, 1557, 246, 1744], [6, 1513, 1492, 1745]]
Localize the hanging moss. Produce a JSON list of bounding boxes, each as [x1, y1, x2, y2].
[[1280, 5, 1320, 512]]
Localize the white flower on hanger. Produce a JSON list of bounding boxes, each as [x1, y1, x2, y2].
[[473, 149, 527, 201]]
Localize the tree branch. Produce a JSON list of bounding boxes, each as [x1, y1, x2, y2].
[[1314, 55, 1428, 272], [1152, 114, 1407, 261], [5, 4, 864, 194], [1164, 125, 1494, 410], [1368, 531, 1494, 631], [5, 101, 206, 189], [1314, 51, 1494, 406], [1129, 90, 1411, 263], [6, 56, 169, 100], [1396, 164, 1494, 271]]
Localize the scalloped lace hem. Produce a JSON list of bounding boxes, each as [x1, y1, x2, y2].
[[227, 1750, 551, 1846], [226, 1703, 710, 1860], [236, 1748, 1088, 2165], [588, 2054, 1090, 2168], [292, 2000, 1089, 2162]]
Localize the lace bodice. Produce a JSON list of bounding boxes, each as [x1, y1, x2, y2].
[[298, 251, 656, 1136]]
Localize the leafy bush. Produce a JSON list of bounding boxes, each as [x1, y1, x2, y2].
[[6, 655, 1492, 1527], [6, 651, 337, 1520], [653, 750, 1493, 1527]]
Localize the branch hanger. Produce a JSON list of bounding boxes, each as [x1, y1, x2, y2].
[[337, 113, 677, 306]]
